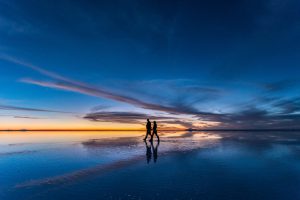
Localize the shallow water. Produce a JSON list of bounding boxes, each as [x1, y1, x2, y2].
[[1, 131, 300, 200]]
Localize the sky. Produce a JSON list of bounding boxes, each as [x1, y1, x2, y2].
[[0, 0, 300, 130]]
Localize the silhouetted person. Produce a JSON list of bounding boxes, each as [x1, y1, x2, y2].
[[143, 119, 152, 140], [150, 121, 159, 141], [144, 140, 152, 164], [151, 140, 159, 163]]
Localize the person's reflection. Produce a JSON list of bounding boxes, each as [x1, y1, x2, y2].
[[144, 140, 152, 164], [151, 140, 160, 163]]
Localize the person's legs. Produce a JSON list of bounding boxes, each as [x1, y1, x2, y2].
[[150, 132, 154, 141], [143, 130, 151, 140], [155, 131, 159, 140]]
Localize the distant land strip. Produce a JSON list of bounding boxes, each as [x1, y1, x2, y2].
[[1, 129, 300, 132]]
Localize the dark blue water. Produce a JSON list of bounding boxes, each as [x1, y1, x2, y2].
[[1, 131, 300, 200]]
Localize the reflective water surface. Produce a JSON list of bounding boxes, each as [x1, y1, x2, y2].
[[1, 131, 300, 200]]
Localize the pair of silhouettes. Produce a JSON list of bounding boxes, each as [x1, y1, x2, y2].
[[143, 119, 159, 141]]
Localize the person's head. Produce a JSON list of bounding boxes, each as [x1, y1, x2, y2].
[[154, 121, 156, 124], [147, 119, 150, 122]]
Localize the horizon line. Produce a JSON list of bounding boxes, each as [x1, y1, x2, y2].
[[1, 128, 300, 132]]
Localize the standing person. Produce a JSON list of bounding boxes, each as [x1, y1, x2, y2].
[[150, 121, 159, 141], [143, 119, 152, 140]]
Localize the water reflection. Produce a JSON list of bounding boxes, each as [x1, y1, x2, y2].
[[144, 140, 160, 163], [152, 140, 159, 163], [145, 141, 152, 164], [2, 131, 300, 200]]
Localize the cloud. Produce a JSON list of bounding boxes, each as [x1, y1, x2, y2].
[[115, 79, 226, 115], [20, 78, 219, 117], [84, 111, 151, 124], [2, 55, 223, 127], [0, 104, 71, 114], [0, 54, 79, 84], [260, 79, 295, 93], [0, 114, 45, 119], [83, 111, 193, 128], [160, 120, 195, 129], [206, 107, 300, 130], [250, 94, 300, 115], [3, 55, 300, 129], [0, 56, 220, 117], [273, 97, 300, 114], [180, 85, 222, 94], [13, 116, 45, 119]]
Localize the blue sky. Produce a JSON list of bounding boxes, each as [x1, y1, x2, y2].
[[0, 0, 300, 130]]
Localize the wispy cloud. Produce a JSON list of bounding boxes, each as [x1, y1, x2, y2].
[[0, 114, 45, 119], [0, 104, 71, 114], [20, 78, 217, 116], [260, 79, 296, 93], [13, 116, 45, 119], [273, 97, 300, 115], [205, 107, 300, 130], [0, 54, 79, 84], [3, 55, 300, 129], [2, 55, 221, 128], [0, 55, 219, 116], [83, 111, 193, 128]]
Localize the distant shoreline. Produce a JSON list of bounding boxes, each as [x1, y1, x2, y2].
[[1, 129, 300, 132]]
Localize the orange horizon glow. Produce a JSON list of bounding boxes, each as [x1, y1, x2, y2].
[[0, 127, 187, 131], [0, 114, 221, 131], [0, 118, 195, 131]]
